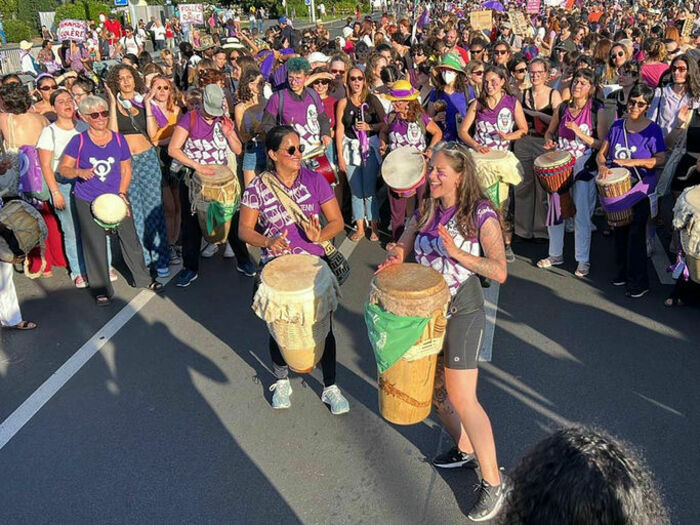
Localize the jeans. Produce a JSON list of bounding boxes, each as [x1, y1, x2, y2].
[[346, 152, 380, 222], [257, 20, 263, 33], [52, 181, 87, 279]]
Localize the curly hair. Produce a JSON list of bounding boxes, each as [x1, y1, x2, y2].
[[0, 83, 32, 114], [416, 142, 495, 239], [197, 68, 226, 88], [236, 68, 262, 103], [106, 64, 145, 97], [498, 426, 670, 525]]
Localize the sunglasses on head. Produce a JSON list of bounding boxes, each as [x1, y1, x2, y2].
[[39, 84, 58, 91], [87, 110, 109, 119], [283, 144, 306, 156], [627, 100, 647, 108]]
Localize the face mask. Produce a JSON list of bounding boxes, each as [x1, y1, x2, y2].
[[442, 71, 457, 84]]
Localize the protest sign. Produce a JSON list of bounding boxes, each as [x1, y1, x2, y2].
[[56, 19, 87, 42], [470, 10, 493, 31], [526, 0, 541, 13], [179, 4, 204, 25], [508, 11, 529, 36], [681, 15, 695, 37]]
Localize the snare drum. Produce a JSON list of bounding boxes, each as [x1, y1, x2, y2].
[[303, 146, 337, 186], [190, 165, 241, 244], [596, 168, 633, 227], [469, 150, 523, 206], [534, 151, 575, 193], [673, 185, 700, 283], [252, 254, 340, 373], [367, 263, 450, 425], [381, 147, 426, 198]]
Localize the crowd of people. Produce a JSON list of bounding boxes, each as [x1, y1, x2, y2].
[[1, 0, 693, 521]]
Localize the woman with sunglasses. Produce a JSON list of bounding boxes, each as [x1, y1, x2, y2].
[[540, 69, 609, 277], [32, 74, 59, 122], [465, 60, 485, 99], [604, 42, 629, 85], [606, 61, 641, 120], [336, 67, 386, 242], [514, 58, 562, 243], [378, 142, 509, 522], [596, 83, 666, 298], [238, 125, 349, 414], [235, 68, 268, 185], [70, 76, 95, 119], [106, 64, 170, 277], [507, 53, 530, 97], [59, 95, 164, 306]]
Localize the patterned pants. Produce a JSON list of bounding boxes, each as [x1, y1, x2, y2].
[[128, 148, 169, 271]]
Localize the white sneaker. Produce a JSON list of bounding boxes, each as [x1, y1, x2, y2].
[[269, 378, 292, 409], [201, 243, 218, 258], [223, 242, 235, 258], [575, 261, 590, 278], [321, 385, 350, 415]]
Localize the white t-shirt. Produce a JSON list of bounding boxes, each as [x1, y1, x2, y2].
[[36, 121, 89, 172], [152, 25, 166, 41], [20, 53, 37, 75], [120, 35, 143, 55]]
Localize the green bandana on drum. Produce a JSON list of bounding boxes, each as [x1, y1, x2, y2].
[[205, 199, 239, 235], [365, 302, 431, 373]]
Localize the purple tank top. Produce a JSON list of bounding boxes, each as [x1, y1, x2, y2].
[[558, 99, 593, 159], [474, 94, 517, 151]]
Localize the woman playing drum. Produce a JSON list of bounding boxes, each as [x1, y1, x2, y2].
[[596, 84, 666, 298], [239, 125, 350, 414], [539, 69, 608, 278], [379, 142, 508, 522]]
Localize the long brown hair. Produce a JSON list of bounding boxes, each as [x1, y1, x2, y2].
[[417, 142, 497, 238], [345, 67, 369, 103]]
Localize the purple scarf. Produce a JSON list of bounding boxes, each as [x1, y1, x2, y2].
[[597, 180, 651, 213], [355, 103, 370, 162]]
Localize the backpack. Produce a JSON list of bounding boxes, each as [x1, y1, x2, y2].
[[18, 145, 49, 201]]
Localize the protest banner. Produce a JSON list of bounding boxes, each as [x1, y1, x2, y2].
[[508, 11, 529, 36], [56, 19, 87, 43], [470, 10, 493, 31], [179, 4, 204, 25], [681, 15, 695, 37], [526, 0, 541, 14]]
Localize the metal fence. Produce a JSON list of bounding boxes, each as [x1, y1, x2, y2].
[[0, 44, 41, 77]]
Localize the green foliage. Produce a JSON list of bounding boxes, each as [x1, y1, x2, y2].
[[18, 0, 42, 31], [4, 19, 32, 42], [37, 0, 60, 9], [84, 0, 111, 23], [54, 2, 89, 24], [0, 0, 18, 19]]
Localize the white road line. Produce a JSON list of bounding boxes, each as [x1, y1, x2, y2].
[[652, 234, 675, 285], [479, 282, 500, 362], [0, 266, 180, 451]]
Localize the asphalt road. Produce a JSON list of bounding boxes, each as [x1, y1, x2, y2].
[[1, 194, 698, 524]]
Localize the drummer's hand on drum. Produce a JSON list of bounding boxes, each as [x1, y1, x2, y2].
[[476, 145, 491, 154], [119, 192, 132, 217], [302, 214, 322, 242], [543, 138, 556, 150], [613, 158, 636, 168], [195, 163, 216, 176], [437, 224, 461, 259], [597, 165, 612, 179], [377, 243, 405, 273], [266, 230, 289, 255]]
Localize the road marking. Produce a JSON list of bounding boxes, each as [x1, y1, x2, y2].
[[0, 267, 179, 451], [652, 234, 675, 285]]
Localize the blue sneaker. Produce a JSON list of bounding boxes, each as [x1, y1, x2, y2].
[[176, 269, 198, 287], [157, 267, 170, 278], [321, 385, 350, 415], [269, 378, 292, 409], [236, 260, 258, 277]]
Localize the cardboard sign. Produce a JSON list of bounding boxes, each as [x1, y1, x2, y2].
[[526, 0, 541, 14], [508, 11, 529, 36], [179, 4, 204, 25], [681, 15, 695, 38], [470, 10, 493, 31], [56, 19, 87, 42]]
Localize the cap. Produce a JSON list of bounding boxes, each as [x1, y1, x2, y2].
[[203, 84, 225, 117], [435, 53, 465, 73], [279, 16, 288, 24], [342, 27, 353, 39], [307, 51, 330, 64]]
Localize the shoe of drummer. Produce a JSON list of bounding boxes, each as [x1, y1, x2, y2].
[[270, 378, 292, 409], [321, 385, 350, 415]]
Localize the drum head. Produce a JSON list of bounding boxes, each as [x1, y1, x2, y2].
[[686, 185, 700, 210], [598, 167, 630, 185], [194, 165, 235, 184], [470, 150, 509, 161], [373, 263, 447, 298], [92, 193, 128, 225], [381, 147, 426, 191], [261, 254, 332, 292], [534, 150, 572, 168]]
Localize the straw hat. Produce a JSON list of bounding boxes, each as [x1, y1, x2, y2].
[[434, 53, 465, 74], [19, 40, 33, 51], [386, 79, 419, 101]]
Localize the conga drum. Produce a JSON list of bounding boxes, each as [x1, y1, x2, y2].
[[469, 150, 523, 206], [596, 168, 633, 227], [189, 165, 241, 244], [91, 193, 128, 232], [381, 146, 426, 198], [672, 185, 700, 283], [534, 151, 576, 219], [0, 200, 47, 263], [367, 263, 450, 425], [252, 254, 340, 372], [303, 145, 337, 186]]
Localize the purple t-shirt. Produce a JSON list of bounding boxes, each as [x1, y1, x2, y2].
[[474, 94, 517, 151], [64, 131, 131, 202], [606, 119, 666, 185], [177, 110, 229, 165], [414, 200, 498, 295], [388, 112, 432, 151], [264, 89, 325, 150], [241, 167, 335, 262], [558, 100, 593, 158]]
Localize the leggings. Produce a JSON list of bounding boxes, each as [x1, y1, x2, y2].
[[269, 325, 337, 387]]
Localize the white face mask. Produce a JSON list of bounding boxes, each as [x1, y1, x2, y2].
[[442, 70, 457, 85]]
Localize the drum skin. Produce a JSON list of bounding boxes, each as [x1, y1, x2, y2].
[[596, 168, 633, 227]]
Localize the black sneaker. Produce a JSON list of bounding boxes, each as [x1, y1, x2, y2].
[[504, 244, 516, 263], [432, 446, 478, 469], [611, 276, 627, 286], [467, 474, 510, 522]]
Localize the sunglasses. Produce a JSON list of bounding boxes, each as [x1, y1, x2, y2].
[[349, 75, 364, 81], [331, 68, 345, 74], [671, 65, 688, 73], [611, 51, 625, 58], [471, 48, 484, 54], [87, 110, 110, 119], [155, 85, 170, 91], [627, 100, 647, 108], [494, 49, 508, 55], [514, 67, 527, 74], [39, 85, 58, 91], [283, 144, 306, 156], [313, 79, 331, 86], [472, 70, 484, 76]]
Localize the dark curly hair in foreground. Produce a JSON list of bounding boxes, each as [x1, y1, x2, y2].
[[498, 426, 670, 525]]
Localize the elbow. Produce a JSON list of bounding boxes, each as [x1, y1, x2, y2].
[[495, 265, 508, 284]]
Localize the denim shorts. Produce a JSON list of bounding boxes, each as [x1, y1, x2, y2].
[[242, 143, 267, 172]]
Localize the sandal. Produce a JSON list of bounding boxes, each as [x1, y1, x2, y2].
[[664, 297, 685, 307], [147, 281, 165, 293], [536, 256, 564, 269], [349, 231, 365, 242], [95, 295, 111, 307], [5, 320, 37, 330], [369, 232, 379, 242]]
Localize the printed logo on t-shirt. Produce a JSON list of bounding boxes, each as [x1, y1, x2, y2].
[[559, 123, 591, 158], [496, 107, 514, 132], [406, 122, 422, 144], [89, 156, 115, 182], [613, 142, 637, 159]]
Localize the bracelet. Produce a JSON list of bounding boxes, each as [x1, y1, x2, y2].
[[51, 190, 60, 195]]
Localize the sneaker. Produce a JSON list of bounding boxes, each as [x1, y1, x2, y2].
[[626, 288, 649, 298], [236, 260, 258, 277], [109, 268, 118, 282], [176, 269, 198, 287], [269, 378, 292, 409], [201, 243, 218, 258], [169, 245, 182, 266], [611, 276, 627, 286], [321, 385, 350, 415], [504, 244, 515, 263], [536, 255, 563, 269], [157, 267, 170, 278], [432, 446, 478, 469], [575, 261, 590, 278], [467, 474, 510, 522], [74, 275, 88, 289], [223, 242, 235, 258]]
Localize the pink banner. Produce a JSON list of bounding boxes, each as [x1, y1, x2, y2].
[[526, 0, 541, 13]]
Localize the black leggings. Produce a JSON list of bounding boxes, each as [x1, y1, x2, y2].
[[269, 324, 337, 387]]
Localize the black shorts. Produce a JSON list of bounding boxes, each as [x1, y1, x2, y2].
[[443, 276, 486, 370]]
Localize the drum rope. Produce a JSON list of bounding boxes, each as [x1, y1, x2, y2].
[[378, 376, 432, 408]]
